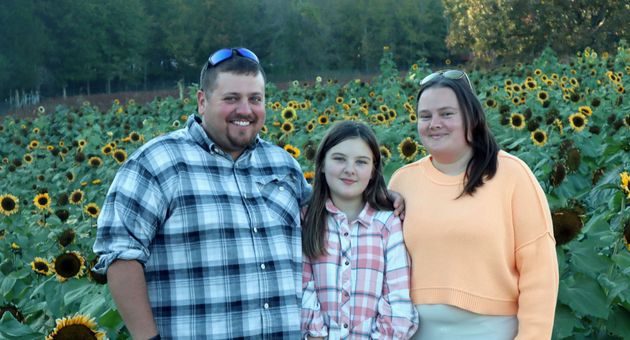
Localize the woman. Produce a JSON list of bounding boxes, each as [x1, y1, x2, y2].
[[389, 70, 558, 340]]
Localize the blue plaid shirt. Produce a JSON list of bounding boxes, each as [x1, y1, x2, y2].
[[94, 115, 310, 339]]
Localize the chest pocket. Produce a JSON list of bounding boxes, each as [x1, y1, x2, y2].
[[255, 174, 299, 226]]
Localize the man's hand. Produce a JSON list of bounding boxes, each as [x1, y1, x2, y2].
[[388, 190, 405, 220]]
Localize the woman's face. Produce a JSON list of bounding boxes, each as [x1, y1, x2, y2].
[[416, 87, 471, 162]]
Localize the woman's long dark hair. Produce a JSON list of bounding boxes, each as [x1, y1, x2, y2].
[[416, 74, 499, 197], [302, 121, 393, 259]]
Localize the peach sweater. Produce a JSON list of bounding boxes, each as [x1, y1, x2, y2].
[[389, 151, 558, 340]]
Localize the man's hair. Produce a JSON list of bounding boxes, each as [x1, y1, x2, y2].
[[199, 56, 266, 95]]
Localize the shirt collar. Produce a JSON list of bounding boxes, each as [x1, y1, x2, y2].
[[324, 198, 375, 228]]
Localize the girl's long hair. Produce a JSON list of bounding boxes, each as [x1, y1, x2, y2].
[[302, 121, 393, 259]]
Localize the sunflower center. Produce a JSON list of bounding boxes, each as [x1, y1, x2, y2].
[[1, 197, 16, 211], [55, 254, 81, 278], [87, 207, 98, 215], [54, 324, 97, 339], [35, 261, 49, 271], [38, 197, 49, 205], [573, 117, 584, 126], [402, 142, 417, 157], [534, 132, 545, 142]]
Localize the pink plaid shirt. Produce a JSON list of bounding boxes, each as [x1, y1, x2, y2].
[[301, 200, 418, 339]]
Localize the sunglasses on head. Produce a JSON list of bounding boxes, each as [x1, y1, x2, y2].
[[420, 69, 473, 90], [207, 47, 259, 67]]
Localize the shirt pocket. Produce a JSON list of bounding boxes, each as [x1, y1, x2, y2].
[[255, 174, 299, 226]]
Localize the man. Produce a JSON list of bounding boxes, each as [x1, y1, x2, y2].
[[93, 47, 310, 339]]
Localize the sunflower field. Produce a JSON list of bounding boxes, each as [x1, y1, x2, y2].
[[1, 42, 629, 339]]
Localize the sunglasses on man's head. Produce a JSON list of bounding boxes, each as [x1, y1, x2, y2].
[[207, 47, 259, 67], [420, 69, 473, 90]]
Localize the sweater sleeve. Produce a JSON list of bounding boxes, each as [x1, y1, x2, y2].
[[511, 162, 559, 340]]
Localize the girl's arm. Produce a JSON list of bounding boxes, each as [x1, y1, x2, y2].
[[372, 214, 419, 339], [301, 256, 328, 339]]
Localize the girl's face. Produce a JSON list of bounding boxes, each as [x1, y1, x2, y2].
[[322, 137, 374, 206], [416, 87, 471, 163]]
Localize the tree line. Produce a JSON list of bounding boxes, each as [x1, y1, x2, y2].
[[0, 0, 627, 104]]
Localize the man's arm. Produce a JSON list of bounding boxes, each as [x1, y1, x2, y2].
[[107, 260, 159, 339]]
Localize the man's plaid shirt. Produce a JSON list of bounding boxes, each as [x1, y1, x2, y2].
[[94, 115, 310, 339]]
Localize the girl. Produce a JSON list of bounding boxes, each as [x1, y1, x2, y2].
[[301, 121, 418, 339]]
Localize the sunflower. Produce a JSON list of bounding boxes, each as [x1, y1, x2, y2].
[[281, 107, 297, 121], [31, 257, 53, 276], [69, 189, 84, 205], [509, 113, 526, 130], [620, 171, 630, 198], [530, 130, 547, 146], [335, 96, 344, 104], [550, 163, 566, 187], [57, 229, 76, 247], [485, 98, 497, 108], [45, 313, 106, 340], [616, 85, 625, 94], [127, 131, 142, 144], [578, 106, 592, 116], [305, 121, 315, 133], [568, 113, 588, 132], [100, 145, 113, 155], [379, 145, 392, 160], [280, 121, 294, 134], [534, 69, 542, 76], [55, 209, 70, 222], [65, 171, 75, 182], [375, 113, 387, 124], [84, 203, 100, 218], [525, 79, 537, 90], [317, 115, 329, 125], [29, 140, 39, 149], [409, 113, 417, 123], [53, 251, 86, 282], [112, 149, 127, 164], [303, 171, 315, 182], [551, 208, 583, 245], [624, 114, 630, 127], [283, 144, 301, 159], [398, 137, 420, 162], [0, 194, 19, 216], [536, 90, 549, 103], [23, 153, 33, 164], [78, 139, 87, 149], [88, 156, 103, 167], [34, 193, 51, 211]]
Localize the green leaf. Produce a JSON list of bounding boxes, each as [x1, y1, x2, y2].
[[558, 273, 610, 319], [0, 313, 41, 339], [569, 238, 613, 279], [552, 303, 579, 339], [606, 306, 630, 339]]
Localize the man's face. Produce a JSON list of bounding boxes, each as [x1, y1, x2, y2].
[[197, 72, 266, 159]]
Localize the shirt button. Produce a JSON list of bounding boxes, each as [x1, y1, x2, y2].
[[343, 232, 349, 237], [343, 323, 349, 329], [260, 263, 266, 270], [344, 260, 350, 266], [253, 227, 258, 233], [279, 186, 284, 191], [263, 303, 269, 309]]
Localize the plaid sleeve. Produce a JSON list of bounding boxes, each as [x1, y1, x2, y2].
[[92, 158, 167, 274], [301, 256, 328, 338], [372, 214, 419, 339]]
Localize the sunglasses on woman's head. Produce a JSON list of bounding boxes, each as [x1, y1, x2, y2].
[[207, 47, 259, 67], [420, 69, 473, 90]]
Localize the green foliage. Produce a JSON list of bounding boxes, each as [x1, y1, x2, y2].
[[1, 45, 629, 338]]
